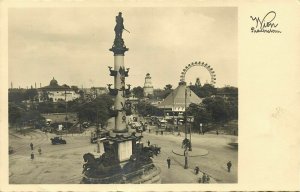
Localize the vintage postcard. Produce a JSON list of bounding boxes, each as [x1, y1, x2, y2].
[[0, 0, 299, 191]]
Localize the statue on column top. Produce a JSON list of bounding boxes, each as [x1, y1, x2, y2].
[[110, 12, 129, 54], [114, 12, 124, 39]]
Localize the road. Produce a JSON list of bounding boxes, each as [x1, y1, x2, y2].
[[9, 124, 237, 184], [139, 126, 238, 183]]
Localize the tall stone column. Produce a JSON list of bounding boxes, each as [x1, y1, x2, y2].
[[113, 55, 127, 133], [109, 33, 129, 133]]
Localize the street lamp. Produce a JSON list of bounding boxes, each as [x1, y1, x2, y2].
[[200, 123, 203, 135], [184, 88, 187, 139], [187, 116, 194, 151], [183, 85, 192, 168]]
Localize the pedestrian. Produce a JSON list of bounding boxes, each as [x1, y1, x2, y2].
[[216, 130, 219, 135], [194, 166, 199, 175], [147, 140, 150, 146], [227, 161, 232, 172], [202, 173, 206, 183], [206, 175, 210, 183], [38, 147, 42, 155], [198, 177, 202, 183], [31, 152, 34, 160], [149, 128, 151, 133], [30, 143, 33, 150], [167, 157, 171, 169]]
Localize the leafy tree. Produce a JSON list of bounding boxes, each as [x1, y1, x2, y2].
[[164, 84, 173, 90], [9, 102, 45, 127], [217, 86, 238, 96], [75, 94, 114, 126], [190, 83, 216, 98], [136, 101, 164, 117], [56, 101, 67, 113], [24, 89, 38, 101], [40, 90, 49, 102], [9, 103, 24, 125], [132, 86, 144, 99], [37, 101, 55, 113], [9, 91, 25, 103], [202, 96, 230, 123], [186, 103, 212, 132], [71, 86, 79, 93]]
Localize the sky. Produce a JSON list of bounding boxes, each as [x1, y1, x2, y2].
[[8, 7, 237, 89]]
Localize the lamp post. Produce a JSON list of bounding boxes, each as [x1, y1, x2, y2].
[[184, 88, 187, 139], [184, 86, 188, 169], [64, 89, 68, 135], [187, 116, 194, 151], [200, 123, 203, 135]]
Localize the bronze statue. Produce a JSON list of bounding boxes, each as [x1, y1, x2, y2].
[[114, 12, 124, 39]]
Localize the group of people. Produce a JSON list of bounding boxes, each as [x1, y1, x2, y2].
[[194, 166, 210, 183], [30, 143, 42, 160], [199, 173, 210, 183], [166, 157, 233, 183]]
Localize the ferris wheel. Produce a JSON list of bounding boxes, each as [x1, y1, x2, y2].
[[180, 61, 216, 85]]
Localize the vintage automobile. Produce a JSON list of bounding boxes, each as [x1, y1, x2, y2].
[[50, 136, 67, 145], [143, 144, 161, 156]]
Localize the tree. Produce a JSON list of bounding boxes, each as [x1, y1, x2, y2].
[[9, 103, 24, 125], [136, 101, 164, 117], [190, 83, 216, 98], [37, 101, 55, 113], [9, 90, 26, 103], [132, 86, 144, 99], [24, 89, 38, 101], [9, 102, 45, 127], [71, 86, 79, 93], [164, 84, 173, 90], [202, 96, 230, 124], [187, 103, 212, 132], [39, 90, 49, 102], [75, 94, 114, 126]]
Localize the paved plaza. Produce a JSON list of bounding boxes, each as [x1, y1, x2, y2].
[[9, 122, 237, 184]]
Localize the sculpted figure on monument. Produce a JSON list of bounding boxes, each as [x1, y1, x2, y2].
[[114, 12, 124, 39]]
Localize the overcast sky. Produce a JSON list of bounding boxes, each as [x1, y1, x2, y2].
[[8, 7, 237, 89]]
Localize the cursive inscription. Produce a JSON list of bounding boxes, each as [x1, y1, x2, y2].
[[250, 11, 281, 33]]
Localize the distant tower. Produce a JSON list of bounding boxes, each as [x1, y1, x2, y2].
[[143, 73, 154, 97], [195, 77, 201, 87]]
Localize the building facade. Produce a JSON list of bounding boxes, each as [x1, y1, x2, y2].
[[37, 77, 80, 102]]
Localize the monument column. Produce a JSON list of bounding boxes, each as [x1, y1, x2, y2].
[[109, 12, 129, 133]]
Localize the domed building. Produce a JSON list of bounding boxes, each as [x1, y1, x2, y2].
[[143, 73, 154, 97], [37, 77, 80, 102]]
